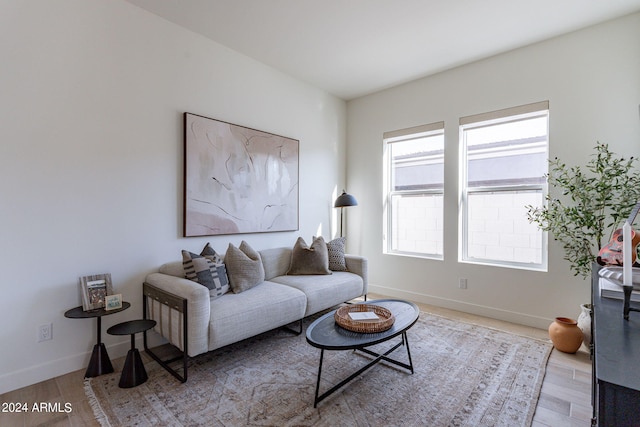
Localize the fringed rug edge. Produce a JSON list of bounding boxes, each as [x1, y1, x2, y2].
[[84, 378, 112, 427], [525, 341, 554, 426]]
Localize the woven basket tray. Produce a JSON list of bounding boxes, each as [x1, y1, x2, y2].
[[334, 304, 395, 333]]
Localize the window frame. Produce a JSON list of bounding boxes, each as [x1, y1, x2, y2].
[[383, 121, 445, 260], [458, 101, 549, 271]]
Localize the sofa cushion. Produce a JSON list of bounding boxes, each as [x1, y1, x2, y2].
[[181, 244, 229, 298], [259, 247, 293, 280], [208, 281, 306, 350], [270, 272, 364, 316], [326, 237, 348, 271], [225, 241, 265, 293], [287, 236, 331, 275]]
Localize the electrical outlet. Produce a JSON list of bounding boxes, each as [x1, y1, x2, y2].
[[458, 278, 468, 289], [38, 323, 53, 342]]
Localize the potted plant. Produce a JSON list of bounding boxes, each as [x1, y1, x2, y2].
[[527, 143, 640, 278], [526, 143, 640, 346]]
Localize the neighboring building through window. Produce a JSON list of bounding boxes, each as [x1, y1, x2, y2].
[[459, 101, 549, 270], [383, 122, 444, 259]]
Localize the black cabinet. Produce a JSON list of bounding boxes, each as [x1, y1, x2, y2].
[[592, 266, 640, 426]]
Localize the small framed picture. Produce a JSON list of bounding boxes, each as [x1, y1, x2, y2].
[[80, 273, 113, 311], [105, 294, 123, 311]]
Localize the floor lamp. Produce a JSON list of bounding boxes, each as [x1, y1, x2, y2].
[[334, 190, 358, 237]]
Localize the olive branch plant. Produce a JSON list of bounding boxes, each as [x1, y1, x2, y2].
[[526, 143, 640, 278]]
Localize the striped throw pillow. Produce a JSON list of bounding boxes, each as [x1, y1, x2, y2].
[[182, 243, 229, 298]]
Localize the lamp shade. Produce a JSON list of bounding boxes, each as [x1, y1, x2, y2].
[[334, 190, 358, 208]]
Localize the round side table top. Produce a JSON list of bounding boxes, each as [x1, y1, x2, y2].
[[64, 302, 131, 319], [107, 319, 156, 336]]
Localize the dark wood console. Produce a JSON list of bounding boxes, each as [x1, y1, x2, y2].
[[591, 265, 640, 426]]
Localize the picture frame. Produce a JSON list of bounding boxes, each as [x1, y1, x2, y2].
[[80, 273, 113, 311], [183, 112, 299, 237], [105, 293, 123, 311]]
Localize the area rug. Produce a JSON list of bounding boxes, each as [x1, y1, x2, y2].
[[85, 311, 552, 427]]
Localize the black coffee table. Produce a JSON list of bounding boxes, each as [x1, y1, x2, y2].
[[305, 299, 419, 407]]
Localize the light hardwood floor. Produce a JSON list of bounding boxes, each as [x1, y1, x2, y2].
[[0, 295, 592, 427]]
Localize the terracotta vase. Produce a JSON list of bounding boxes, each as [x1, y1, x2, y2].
[[548, 317, 583, 354]]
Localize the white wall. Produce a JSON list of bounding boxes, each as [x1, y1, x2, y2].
[[0, 0, 346, 394], [346, 13, 640, 329]]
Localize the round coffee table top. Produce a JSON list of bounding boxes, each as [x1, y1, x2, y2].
[[64, 302, 131, 319], [107, 319, 156, 336], [306, 299, 419, 350]]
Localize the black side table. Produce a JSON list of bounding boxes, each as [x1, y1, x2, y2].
[[107, 319, 156, 388], [64, 302, 130, 378]]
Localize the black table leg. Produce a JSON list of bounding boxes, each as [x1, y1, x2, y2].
[[313, 334, 414, 407], [403, 332, 414, 374], [85, 317, 114, 378], [313, 349, 325, 407], [118, 333, 148, 388]]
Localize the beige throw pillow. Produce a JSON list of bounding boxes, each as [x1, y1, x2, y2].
[[287, 236, 332, 275], [225, 241, 265, 293]]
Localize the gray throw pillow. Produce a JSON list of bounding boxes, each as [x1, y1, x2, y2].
[[326, 236, 348, 271], [225, 241, 265, 293], [287, 236, 332, 275], [182, 243, 229, 298]]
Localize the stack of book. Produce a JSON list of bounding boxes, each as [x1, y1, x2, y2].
[[348, 311, 380, 322], [599, 266, 640, 302]]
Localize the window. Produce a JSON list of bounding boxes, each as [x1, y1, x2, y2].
[[384, 122, 444, 258], [459, 101, 549, 270]]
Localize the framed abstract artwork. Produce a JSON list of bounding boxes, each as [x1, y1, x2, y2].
[[183, 113, 299, 237]]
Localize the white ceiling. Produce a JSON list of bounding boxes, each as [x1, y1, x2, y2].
[[125, 0, 640, 100]]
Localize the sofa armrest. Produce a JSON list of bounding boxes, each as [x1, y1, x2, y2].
[[345, 254, 368, 296], [144, 272, 211, 357]]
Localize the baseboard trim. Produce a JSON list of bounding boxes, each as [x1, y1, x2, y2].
[[0, 338, 138, 395], [368, 284, 552, 330]]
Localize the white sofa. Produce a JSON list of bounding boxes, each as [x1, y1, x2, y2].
[[142, 245, 368, 382]]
